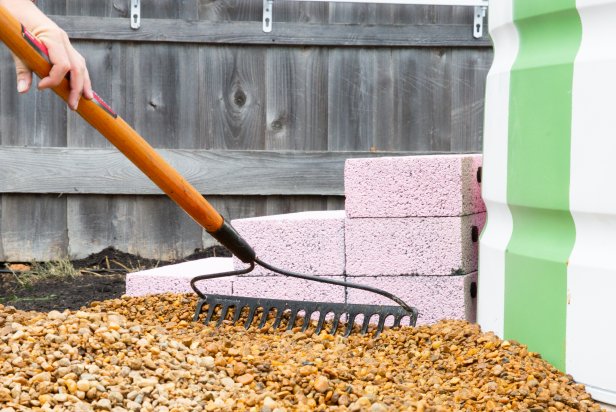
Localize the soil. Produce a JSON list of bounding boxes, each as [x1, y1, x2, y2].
[[0, 246, 231, 313]]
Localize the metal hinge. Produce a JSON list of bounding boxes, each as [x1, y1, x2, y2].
[[473, 5, 486, 39], [263, 0, 274, 33], [130, 0, 141, 30]]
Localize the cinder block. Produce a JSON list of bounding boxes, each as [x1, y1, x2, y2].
[[126, 257, 235, 297], [346, 272, 477, 326], [231, 211, 346, 276], [345, 213, 485, 276], [345, 154, 485, 218], [231, 275, 346, 303]]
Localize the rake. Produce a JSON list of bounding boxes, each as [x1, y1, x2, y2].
[[0, 6, 418, 336]]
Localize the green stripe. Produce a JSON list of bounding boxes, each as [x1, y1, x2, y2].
[[505, 0, 581, 371]]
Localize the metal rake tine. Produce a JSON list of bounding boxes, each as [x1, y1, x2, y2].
[[258, 306, 273, 329], [232, 305, 243, 324], [360, 315, 372, 335], [286, 310, 299, 331], [216, 304, 231, 327], [272, 309, 285, 330], [244, 305, 259, 329], [343, 313, 358, 338], [376, 315, 387, 335], [193, 299, 206, 322], [315, 312, 328, 335], [330, 312, 342, 335], [301, 310, 314, 332], [393, 315, 403, 328], [204, 303, 218, 325]]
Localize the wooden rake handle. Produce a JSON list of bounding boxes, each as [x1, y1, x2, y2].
[[0, 6, 255, 263]]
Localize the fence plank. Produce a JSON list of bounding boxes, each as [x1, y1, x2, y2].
[[36, 0, 66, 14], [270, 1, 329, 23], [200, 46, 267, 149], [0, 195, 68, 261], [67, 195, 204, 260], [265, 48, 329, 150], [392, 48, 452, 151], [327, 49, 375, 151], [0, 148, 454, 196], [65, 0, 124, 18], [327, 48, 401, 151], [50, 16, 491, 47], [450, 48, 491, 151]]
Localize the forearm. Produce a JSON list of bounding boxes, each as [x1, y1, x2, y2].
[[0, 0, 58, 33]]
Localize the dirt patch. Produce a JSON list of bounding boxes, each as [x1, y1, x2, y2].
[[0, 246, 230, 313]]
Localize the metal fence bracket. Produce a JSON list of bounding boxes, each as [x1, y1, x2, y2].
[[130, 0, 141, 30], [263, 0, 274, 33], [262, 1, 489, 38], [473, 5, 486, 38]]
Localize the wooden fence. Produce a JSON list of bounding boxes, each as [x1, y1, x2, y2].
[[0, 0, 493, 261]]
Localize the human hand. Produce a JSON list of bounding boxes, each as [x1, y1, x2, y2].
[[2, 0, 93, 110]]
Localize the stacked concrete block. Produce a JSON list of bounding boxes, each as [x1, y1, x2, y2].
[[126, 154, 485, 327], [126, 257, 235, 297], [345, 214, 485, 276], [344, 154, 485, 325], [230, 211, 346, 303], [346, 272, 478, 325], [126, 210, 347, 304]]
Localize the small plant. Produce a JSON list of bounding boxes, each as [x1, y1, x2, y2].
[[31, 259, 79, 279], [5, 259, 78, 289]]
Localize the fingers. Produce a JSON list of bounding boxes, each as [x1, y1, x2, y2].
[[37, 57, 70, 90], [11, 54, 33, 94], [83, 66, 94, 101], [67, 55, 86, 111], [36, 30, 92, 110]]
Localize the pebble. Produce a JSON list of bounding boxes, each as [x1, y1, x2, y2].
[[221, 377, 236, 389], [96, 398, 112, 410], [236, 373, 255, 385], [313, 375, 330, 393], [0, 293, 607, 412], [201, 356, 215, 370], [262, 396, 278, 412]]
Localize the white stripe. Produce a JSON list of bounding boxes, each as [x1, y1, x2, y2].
[[477, 0, 517, 337], [568, 0, 616, 402]]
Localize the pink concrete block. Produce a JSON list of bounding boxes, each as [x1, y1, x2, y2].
[[126, 257, 234, 297], [346, 272, 477, 326], [231, 275, 346, 303], [231, 211, 346, 276], [345, 154, 485, 218], [345, 213, 486, 276]]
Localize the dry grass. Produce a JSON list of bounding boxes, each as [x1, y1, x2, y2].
[[4, 259, 78, 289]]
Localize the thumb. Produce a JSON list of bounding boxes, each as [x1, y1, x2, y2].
[[12, 53, 33, 94]]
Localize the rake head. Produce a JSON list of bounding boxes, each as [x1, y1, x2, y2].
[[193, 294, 417, 337], [191, 258, 419, 337]]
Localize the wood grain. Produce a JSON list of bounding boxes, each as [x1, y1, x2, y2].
[[0, 148, 454, 196], [49, 16, 491, 47]]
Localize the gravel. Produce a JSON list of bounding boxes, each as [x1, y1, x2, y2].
[[0, 293, 606, 411]]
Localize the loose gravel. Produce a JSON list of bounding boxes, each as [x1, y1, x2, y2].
[[0, 294, 606, 411]]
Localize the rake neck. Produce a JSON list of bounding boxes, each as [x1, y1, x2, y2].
[[209, 221, 256, 264]]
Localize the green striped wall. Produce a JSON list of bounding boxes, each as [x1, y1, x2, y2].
[[504, 0, 582, 371]]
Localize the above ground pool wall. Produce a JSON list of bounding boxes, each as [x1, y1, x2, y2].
[[478, 0, 616, 405]]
